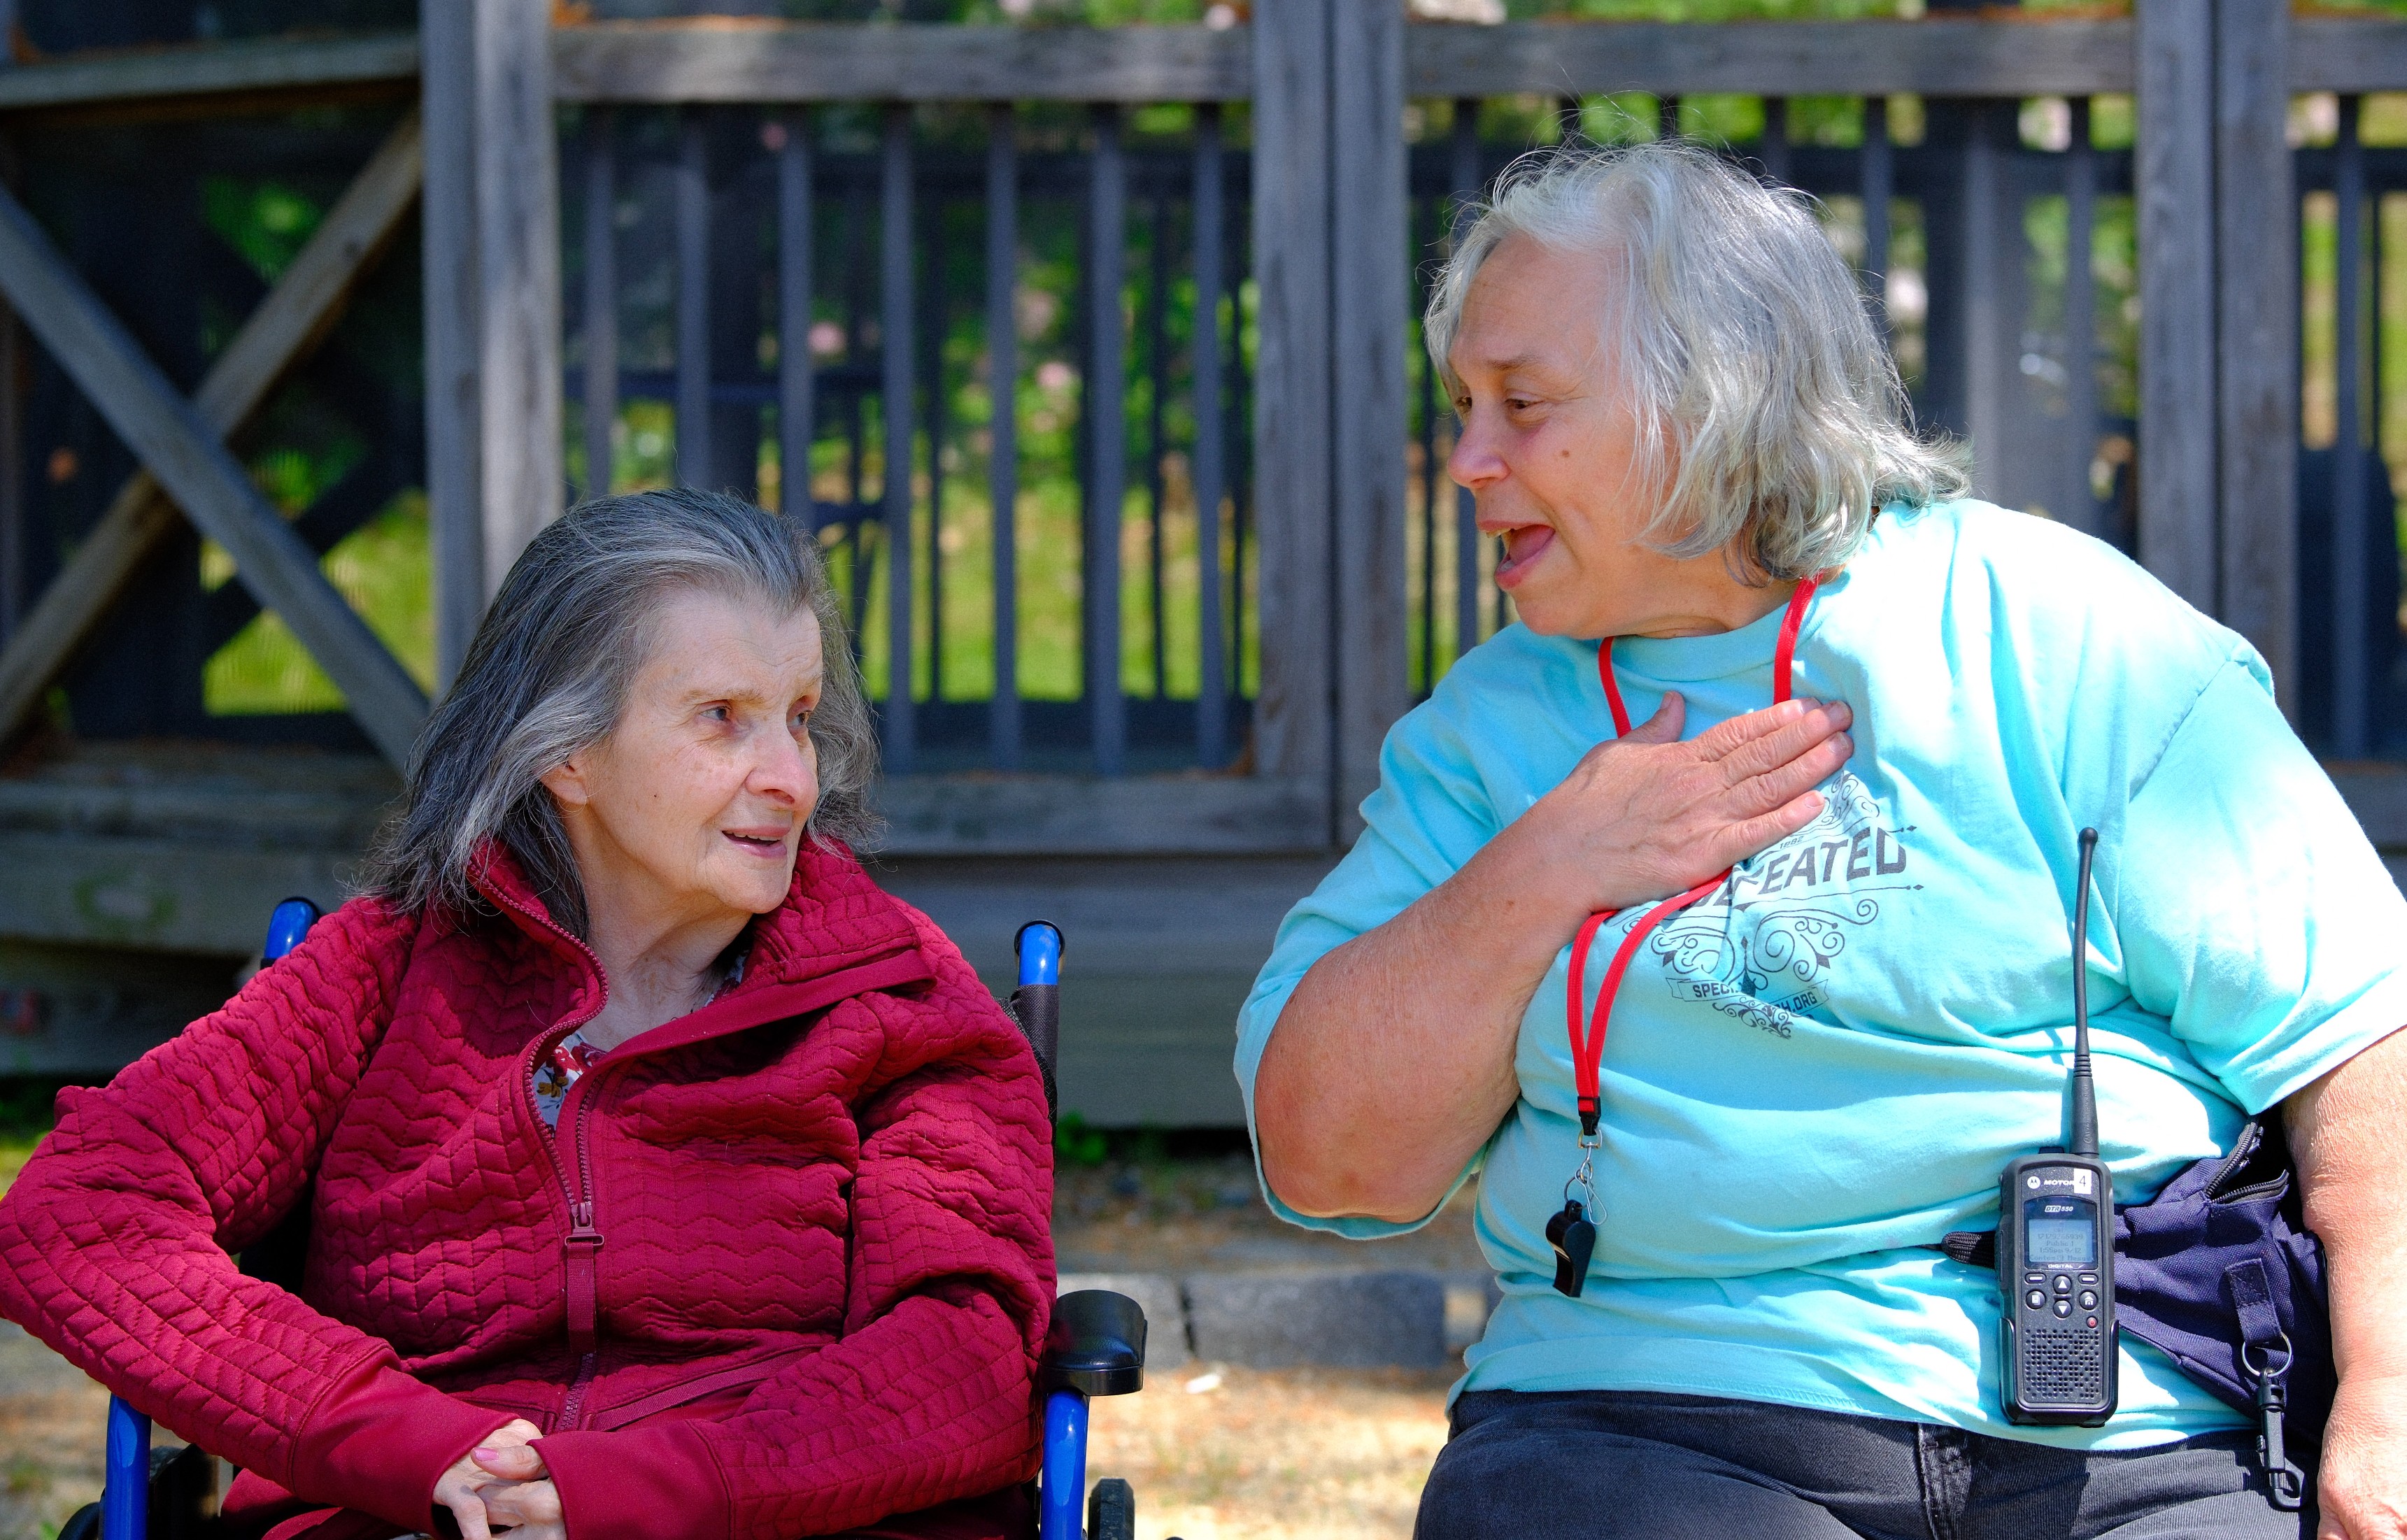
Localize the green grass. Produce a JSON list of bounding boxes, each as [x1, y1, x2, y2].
[[0, 1081, 65, 1201], [203, 492, 436, 715]]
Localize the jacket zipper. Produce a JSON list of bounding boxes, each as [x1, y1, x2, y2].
[[483, 878, 615, 1431]]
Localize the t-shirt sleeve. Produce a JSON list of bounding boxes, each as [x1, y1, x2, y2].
[[1234, 690, 1508, 1236], [2111, 652, 2407, 1112]]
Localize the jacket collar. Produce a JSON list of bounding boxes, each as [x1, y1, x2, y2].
[[466, 837, 925, 1006]]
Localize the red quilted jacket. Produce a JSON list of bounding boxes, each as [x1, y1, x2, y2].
[[0, 841, 1056, 1540]]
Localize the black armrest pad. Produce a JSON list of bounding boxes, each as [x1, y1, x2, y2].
[[1042, 1290, 1147, 1397]]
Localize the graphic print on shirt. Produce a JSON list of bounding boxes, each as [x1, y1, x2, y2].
[[1647, 772, 1918, 1038]]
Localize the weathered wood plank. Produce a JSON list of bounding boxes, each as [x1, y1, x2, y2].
[[1405, 17, 2136, 98], [0, 112, 425, 746], [1330, 0, 1410, 840], [0, 832, 360, 955], [0, 32, 416, 113], [0, 186, 429, 765], [1249, 0, 1335, 839], [2136, 0, 2218, 617], [1087, 106, 1128, 776], [553, 20, 1251, 104], [876, 773, 1330, 855], [2217, 0, 2297, 713], [2290, 16, 2407, 93], [474, 0, 566, 595], [0, 15, 2383, 119], [880, 104, 918, 773]]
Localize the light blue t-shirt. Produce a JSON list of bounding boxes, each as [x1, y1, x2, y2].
[[1235, 500, 2407, 1450]]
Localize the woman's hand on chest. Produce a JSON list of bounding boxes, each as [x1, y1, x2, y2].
[[1515, 692, 1854, 922]]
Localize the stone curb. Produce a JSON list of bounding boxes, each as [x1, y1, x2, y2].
[[1059, 1267, 1500, 1371]]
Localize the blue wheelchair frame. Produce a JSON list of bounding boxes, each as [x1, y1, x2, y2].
[[81, 906, 1149, 1540]]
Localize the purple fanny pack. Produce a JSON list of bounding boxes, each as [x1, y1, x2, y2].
[[1940, 1113, 2329, 1508]]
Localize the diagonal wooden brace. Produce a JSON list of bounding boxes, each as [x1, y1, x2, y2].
[[0, 115, 428, 766], [0, 112, 425, 754]]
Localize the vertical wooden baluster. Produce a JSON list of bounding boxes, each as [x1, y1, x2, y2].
[[2336, 92, 2371, 756], [778, 109, 814, 527], [1088, 104, 1128, 776], [2064, 97, 2099, 539], [843, 180, 869, 636], [676, 109, 711, 490], [582, 108, 618, 501], [1862, 95, 1892, 344], [1193, 104, 1227, 768], [987, 103, 1023, 770], [2136, 0, 2219, 618], [1760, 96, 1790, 184], [923, 188, 947, 707], [1416, 187, 1437, 694], [881, 104, 917, 773], [1148, 184, 1172, 704], [1228, 161, 1251, 715], [1451, 98, 1481, 660]]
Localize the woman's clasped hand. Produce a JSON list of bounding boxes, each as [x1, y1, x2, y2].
[[434, 1420, 561, 1540]]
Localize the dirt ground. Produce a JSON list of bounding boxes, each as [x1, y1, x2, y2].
[[0, 1319, 107, 1540], [0, 1146, 1474, 1540]]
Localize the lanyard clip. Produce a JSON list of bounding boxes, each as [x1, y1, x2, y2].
[[1577, 1098, 1600, 1140]]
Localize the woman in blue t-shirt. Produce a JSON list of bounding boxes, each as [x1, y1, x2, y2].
[[1242, 140, 2407, 1538]]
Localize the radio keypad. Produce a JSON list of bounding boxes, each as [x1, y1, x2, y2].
[[2052, 1274, 2073, 1295]]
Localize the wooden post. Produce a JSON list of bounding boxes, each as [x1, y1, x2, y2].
[[1251, 0, 1335, 827], [474, 0, 564, 594], [423, 0, 563, 685], [2215, 0, 2296, 706], [581, 108, 618, 502], [1329, 0, 1410, 834], [2136, 0, 2220, 615], [423, 0, 483, 687]]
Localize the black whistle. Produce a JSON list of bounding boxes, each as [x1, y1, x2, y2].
[[2255, 1373, 2306, 1512], [1547, 1199, 1596, 1298]]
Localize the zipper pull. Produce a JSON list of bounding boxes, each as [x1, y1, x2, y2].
[[563, 1201, 604, 1358]]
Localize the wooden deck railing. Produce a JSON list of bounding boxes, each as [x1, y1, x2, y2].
[[2, 7, 2406, 859]]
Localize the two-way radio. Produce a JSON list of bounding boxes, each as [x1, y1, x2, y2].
[[1996, 827, 2119, 1426]]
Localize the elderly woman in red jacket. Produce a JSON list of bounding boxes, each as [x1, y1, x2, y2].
[[0, 490, 1053, 1540]]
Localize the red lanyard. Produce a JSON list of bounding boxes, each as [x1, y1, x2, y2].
[[1565, 574, 1822, 1138]]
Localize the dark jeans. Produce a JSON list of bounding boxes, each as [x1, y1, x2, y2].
[[1415, 1390, 2309, 1540]]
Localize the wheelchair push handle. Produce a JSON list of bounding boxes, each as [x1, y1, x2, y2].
[[263, 897, 322, 964], [1015, 920, 1063, 988]]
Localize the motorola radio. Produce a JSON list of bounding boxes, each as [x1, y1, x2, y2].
[[1996, 827, 2118, 1427]]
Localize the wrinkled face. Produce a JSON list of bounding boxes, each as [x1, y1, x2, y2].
[[1446, 233, 1668, 639], [542, 589, 825, 925]]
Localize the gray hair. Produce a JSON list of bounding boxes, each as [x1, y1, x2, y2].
[[1426, 139, 1968, 580], [363, 489, 879, 935]]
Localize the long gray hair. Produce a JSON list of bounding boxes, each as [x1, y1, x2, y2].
[[362, 489, 879, 934], [1425, 139, 1968, 580]]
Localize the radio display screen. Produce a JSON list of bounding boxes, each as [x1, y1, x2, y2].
[[2025, 1197, 2097, 1266]]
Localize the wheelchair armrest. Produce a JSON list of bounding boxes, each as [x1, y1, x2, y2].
[[1042, 1289, 1146, 1397]]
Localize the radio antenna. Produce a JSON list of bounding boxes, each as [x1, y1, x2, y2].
[[2068, 827, 2099, 1161]]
